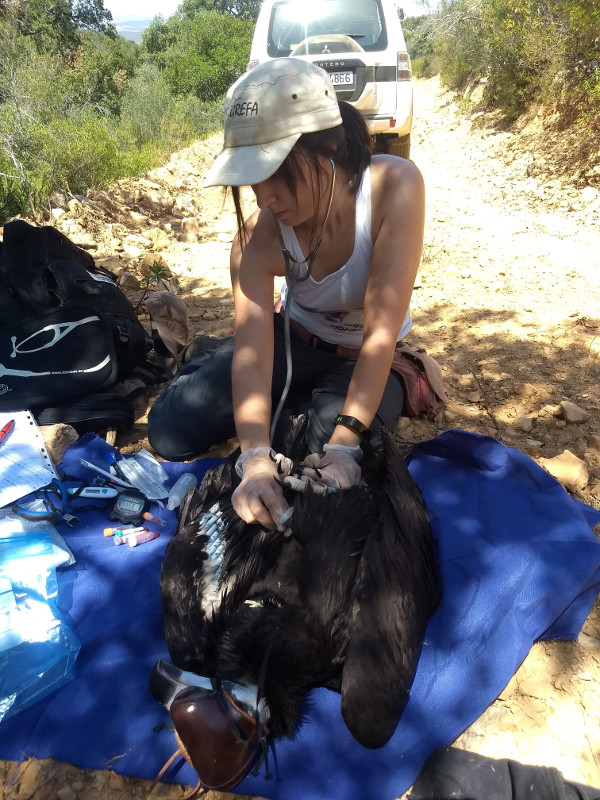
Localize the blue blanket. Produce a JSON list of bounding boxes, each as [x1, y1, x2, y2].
[[0, 430, 599, 800]]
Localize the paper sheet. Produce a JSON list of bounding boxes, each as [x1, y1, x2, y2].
[[0, 411, 58, 508]]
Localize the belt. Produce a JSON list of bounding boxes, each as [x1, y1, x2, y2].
[[284, 315, 362, 359]]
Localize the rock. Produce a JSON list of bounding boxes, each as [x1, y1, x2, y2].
[[91, 191, 122, 215], [108, 770, 126, 790], [40, 423, 79, 465], [539, 450, 589, 492], [56, 787, 78, 800], [526, 163, 538, 177], [139, 191, 173, 215], [480, 370, 499, 382], [145, 228, 171, 249], [202, 311, 218, 321], [173, 194, 196, 218], [467, 390, 482, 402], [122, 244, 142, 259], [51, 207, 65, 220], [518, 678, 545, 699], [515, 417, 533, 433], [96, 256, 122, 275], [519, 382, 536, 398], [578, 631, 600, 651], [581, 185, 599, 204], [71, 231, 98, 249], [49, 192, 68, 208], [179, 217, 200, 243], [59, 219, 82, 236], [121, 209, 148, 230], [560, 400, 590, 423], [524, 439, 544, 455], [119, 270, 141, 289], [540, 404, 561, 417], [124, 233, 151, 248], [589, 434, 600, 452]]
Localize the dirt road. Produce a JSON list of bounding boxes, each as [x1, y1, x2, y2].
[[2, 76, 600, 799]]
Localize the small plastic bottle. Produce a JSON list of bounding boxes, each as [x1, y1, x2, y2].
[[167, 472, 198, 510]]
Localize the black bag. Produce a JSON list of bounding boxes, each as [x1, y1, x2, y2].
[[0, 219, 155, 429]]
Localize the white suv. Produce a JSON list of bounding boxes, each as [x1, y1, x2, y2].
[[248, 0, 413, 158]]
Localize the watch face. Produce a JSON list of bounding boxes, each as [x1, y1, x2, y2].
[[111, 492, 146, 522], [119, 496, 143, 513]]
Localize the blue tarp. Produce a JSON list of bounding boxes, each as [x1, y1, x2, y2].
[[0, 429, 599, 800]]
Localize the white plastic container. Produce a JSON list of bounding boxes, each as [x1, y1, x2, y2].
[[167, 472, 198, 510]]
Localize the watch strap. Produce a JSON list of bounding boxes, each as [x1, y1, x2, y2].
[[334, 414, 373, 441]]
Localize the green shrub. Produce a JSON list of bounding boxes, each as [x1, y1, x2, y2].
[[161, 94, 224, 143], [403, 14, 439, 79], [118, 63, 175, 147], [433, 0, 600, 121], [0, 166, 28, 221], [145, 10, 253, 102]]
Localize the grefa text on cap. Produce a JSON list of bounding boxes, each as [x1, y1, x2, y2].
[[227, 100, 259, 118]]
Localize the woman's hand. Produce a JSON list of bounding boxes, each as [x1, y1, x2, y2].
[[232, 447, 293, 531], [296, 444, 363, 492]]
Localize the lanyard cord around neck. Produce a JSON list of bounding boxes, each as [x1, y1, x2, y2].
[[275, 158, 336, 283], [270, 159, 336, 444]]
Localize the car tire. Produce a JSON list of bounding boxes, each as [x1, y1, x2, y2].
[[386, 133, 411, 159]]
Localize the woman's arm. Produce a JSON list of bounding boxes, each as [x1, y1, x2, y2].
[[329, 156, 426, 447], [230, 209, 283, 451], [230, 210, 292, 530]]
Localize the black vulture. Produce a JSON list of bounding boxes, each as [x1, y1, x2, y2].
[[150, 420, 440, 792]]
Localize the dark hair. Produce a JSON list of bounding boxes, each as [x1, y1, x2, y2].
[[232, 101, 372, 248]]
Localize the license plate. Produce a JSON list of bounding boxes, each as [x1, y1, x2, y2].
[[329, 70, 355, 88]]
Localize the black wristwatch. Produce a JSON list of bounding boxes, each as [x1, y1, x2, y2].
[[334, 414, 373, 441]]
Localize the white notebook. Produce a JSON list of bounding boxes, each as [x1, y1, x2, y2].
[[0, 410, 59, 508]]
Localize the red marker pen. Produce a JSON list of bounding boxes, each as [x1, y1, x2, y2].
[[0, 419, 15, 449]]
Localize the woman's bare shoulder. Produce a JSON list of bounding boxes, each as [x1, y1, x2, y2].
[[370, 153, 424, 196], [369, 155, 425, 237], [237, 208, 285, 277]]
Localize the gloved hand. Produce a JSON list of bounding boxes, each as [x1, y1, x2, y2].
[[232, 447, 293, 531], [290, 443, 363, 493]]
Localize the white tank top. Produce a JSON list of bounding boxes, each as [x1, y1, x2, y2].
[[279, 167, 412, 348]]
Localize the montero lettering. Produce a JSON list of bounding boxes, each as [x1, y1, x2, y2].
[[227, 100, 259, 117]]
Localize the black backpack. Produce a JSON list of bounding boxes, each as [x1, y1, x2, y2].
[[0, 219, 157, 432]]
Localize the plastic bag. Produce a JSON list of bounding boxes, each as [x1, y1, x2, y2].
[[117, 448, 169, 500], [0, 502, 75, 570], [0, 529, 80, 723]]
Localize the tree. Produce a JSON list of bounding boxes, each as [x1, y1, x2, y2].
[[179, 0, 263, 23], [2, 0, 115, 52], [72, 31, 140, 114], [144, 10, 253, 102]]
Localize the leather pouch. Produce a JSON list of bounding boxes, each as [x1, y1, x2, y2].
[[391, 344, 447, 418], [170, 686, 264, 791]]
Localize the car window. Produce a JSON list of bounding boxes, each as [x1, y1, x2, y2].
[[267, 0, 387, 57]]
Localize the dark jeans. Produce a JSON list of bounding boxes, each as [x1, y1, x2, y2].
[[148, 314, 405, 461]]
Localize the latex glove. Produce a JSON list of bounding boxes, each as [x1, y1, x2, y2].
[[291, 443, 363, 493], [232, 447, 293, 531]]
